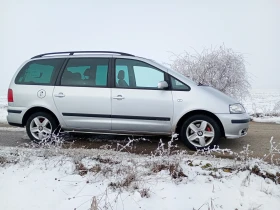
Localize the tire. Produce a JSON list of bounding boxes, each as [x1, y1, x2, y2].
[[180, 115, 221, 150], [26, 112, 59, 142]]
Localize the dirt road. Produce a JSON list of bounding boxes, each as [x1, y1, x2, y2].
[[0, 122, 279, 158]]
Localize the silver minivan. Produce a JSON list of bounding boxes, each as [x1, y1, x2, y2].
[[7, 51, 250, 150]]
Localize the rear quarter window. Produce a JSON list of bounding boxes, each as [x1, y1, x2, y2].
[[15, 58, 64, 85]]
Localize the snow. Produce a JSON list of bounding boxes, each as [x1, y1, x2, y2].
[[0, 95, 7, 123], [243, 88, 280, 115], [251, 116, 280, 124], [0, 147, 280, 210], [0, 127, 25, 131]]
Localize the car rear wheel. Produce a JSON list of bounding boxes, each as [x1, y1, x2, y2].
[[26, 112, 59, 142], [180, 115, 221, 150]]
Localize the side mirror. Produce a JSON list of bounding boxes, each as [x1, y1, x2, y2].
[[157, 81, 168, 89]]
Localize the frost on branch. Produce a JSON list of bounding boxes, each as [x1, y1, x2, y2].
[[169, 45, 251, 101]]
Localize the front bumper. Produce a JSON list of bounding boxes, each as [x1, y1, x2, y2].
[[216, 113, 250, 139]]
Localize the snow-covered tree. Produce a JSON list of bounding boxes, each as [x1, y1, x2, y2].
[[169, 45, 251, 101]]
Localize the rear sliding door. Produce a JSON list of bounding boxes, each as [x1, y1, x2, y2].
[[53, 57, 111, 131]]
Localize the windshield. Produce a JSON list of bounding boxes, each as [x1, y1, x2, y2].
[[150, 60, 198, 86]]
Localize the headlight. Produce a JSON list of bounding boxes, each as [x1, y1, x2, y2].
[[229, 103, 246, 114]]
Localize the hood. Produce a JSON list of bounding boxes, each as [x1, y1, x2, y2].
[[198, 86, 238, 105]]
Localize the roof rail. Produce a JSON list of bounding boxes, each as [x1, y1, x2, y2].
[[31, 51, 134, 59]]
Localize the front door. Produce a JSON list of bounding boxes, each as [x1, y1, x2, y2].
[[111, 58, 173, 134], [53, 57, 111, 131]]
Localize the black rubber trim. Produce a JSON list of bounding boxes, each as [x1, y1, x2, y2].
[[55, 58, 69, 86], [111, 115, 170, 121], [63, 113, 111, 118], [8, 122, 24, 127], [231, 119, 250, 124], [62, 113, 170, 121], [7, 110, 22, 114]]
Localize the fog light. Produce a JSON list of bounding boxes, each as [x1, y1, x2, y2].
[[241, 129, 248, 136]]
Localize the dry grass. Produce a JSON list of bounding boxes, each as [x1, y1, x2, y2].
[[76, 162, 102, 176], [139, 188, 150, 198], [90, 196, 98, 210], [0, 156, 7, 165], [109, 173, 136, 190], [152, 163, 187, 179]]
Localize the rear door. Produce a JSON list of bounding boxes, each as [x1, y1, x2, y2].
[[53, 57, 111, 131], [111, 58, 173, 134]]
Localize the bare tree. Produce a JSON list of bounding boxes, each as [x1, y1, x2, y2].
[[169, 45, 251, 101]]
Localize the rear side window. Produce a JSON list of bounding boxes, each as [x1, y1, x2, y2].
[[61, 58, 109, 87], [15, 59, 64, 85]]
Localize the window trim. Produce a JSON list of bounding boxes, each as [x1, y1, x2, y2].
[[112, 58, 170, 90], [14, 58, 65, 86], [169, 75, 191, 91], [55, 57, 112, 88]]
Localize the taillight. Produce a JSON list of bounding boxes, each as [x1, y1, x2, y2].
[[8, 89, 14, 102]]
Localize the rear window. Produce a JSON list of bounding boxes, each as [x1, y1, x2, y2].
[[15, 58, 64, 85]]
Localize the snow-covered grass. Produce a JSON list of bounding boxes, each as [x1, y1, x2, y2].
[[0, 142, 280, 210]]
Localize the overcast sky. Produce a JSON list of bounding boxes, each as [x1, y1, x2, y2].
[[1, 0, 279, 94]]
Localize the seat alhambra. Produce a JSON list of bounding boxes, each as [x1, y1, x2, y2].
[[7, 51, 250, 150]]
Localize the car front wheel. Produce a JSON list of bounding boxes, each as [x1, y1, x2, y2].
[[180, 115, 221, 150]]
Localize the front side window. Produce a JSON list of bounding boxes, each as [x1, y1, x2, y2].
[[115, 59, 164, 89], [171, 77, 190, 91], [115, 65, 129, 87], [15, 58, 64, 85], [61, 58, 109, 87]]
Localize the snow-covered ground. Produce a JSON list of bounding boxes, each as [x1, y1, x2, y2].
[[0, 88, 280, 210], [243, 89, 280, 115], [0, 146, 280, 210], [0, 89, 280, 124], [251, 116, 280, 124], [242, 89, 280, 124], [0, 95, 7, 123]]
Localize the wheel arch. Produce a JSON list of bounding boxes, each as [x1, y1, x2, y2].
[[22, 107, 60, 126], [175, 110, 225, 137]]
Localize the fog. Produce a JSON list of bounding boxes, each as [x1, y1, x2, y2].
[[1, 0, 279, 94]]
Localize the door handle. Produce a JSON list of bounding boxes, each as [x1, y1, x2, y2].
[[54, 92, 65, 98], [113, 95, 125, 100]]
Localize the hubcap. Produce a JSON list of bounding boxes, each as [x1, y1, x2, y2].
[[186, 120, 215, 147], [197, 131, 203, 136], [30, 116, 52, 140]]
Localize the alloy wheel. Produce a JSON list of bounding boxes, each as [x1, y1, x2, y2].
[[30, 116, 53, 140], [186, 120, 215, 147]]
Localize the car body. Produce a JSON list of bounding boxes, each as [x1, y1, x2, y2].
[[7, 51, 250, 150]]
